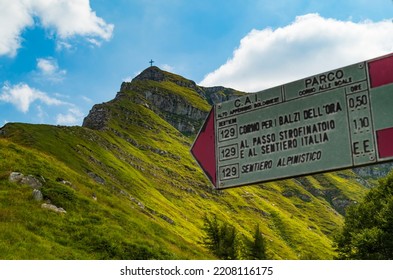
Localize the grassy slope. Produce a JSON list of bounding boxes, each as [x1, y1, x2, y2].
[[0, 79, 370, 260]]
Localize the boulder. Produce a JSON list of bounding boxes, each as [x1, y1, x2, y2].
[[20, 175, 43, 189], [32, 189, 43, 201], [9, 172, 43, 189], [82, 105, 110, 130], [56, 177, 73, 186], [41, 203, 66, 214], [87, 171, 105, 184], [9, 172, 24, 183]]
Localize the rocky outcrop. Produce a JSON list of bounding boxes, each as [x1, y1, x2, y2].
[[41, 203, 66, 214], [87, 171, 105, 184], [32, 189, 43, 201], [9, 172, 46, 203], [200, 86, 245, 104], [141, 89, 207, 134], [296, 176, 354, 215], [9, 172, 24, 183], [143, 90, 206, 119], [83, 66, 246, 134], [125, 66, 199, 90], [82, 104, 110, 130], [353, 163, 393, 179], [9, 172, 43, 189], [121, 67, 210, 133]]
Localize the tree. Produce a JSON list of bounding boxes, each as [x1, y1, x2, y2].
[[201, 215, 221, 255], [218, 222, 237, 260], [202, 215, 238, 259], [334, 173, 393, 259], [248, 224, 267, 259]]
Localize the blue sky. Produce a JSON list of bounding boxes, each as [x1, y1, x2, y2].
[[0, 0, 392, 126]]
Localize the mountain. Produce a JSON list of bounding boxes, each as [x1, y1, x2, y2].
[[0, 67, 384, 259]]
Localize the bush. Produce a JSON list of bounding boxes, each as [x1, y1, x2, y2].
[[248, 224, 267, 259], [41, 184, 76, 209], [334, 173, 393, 259], [201, 215, 238, 260]]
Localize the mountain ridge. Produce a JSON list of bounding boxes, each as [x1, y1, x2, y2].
[[83, 66, 246, 134], [0, 66, 386, 259]]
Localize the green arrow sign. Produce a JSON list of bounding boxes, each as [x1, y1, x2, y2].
[[192, 53, 393, 189]]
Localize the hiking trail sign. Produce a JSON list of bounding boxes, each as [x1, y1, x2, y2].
[[191, 53, 393, 189]]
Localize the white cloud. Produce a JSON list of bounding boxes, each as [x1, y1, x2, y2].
[[33, 0, 114, 40], [200, 14, 393, 92], [0, 0, 114, 57], [37, 58, 57, 74], [53, 92, 70, 99], [0, 81, 85, 125], [0, 82, 65, 113], [56, 41, 73, 51], [56, 107, 84, 125], [161, 64, 174, 72], [36, 105, 47, 122], [86, 38, 101, 47], [0, 0, 33, 57], [35, 57, 67, 82], [122, 76, 134, 82], [81, 96, 92, 103]]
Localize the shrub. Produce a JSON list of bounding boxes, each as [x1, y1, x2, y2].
[[248, 224, 267, 259], [334, 173, 393, 259], [201, 215, 238, 260]]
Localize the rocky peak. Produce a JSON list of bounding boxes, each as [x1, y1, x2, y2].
[[84, 68, 208, 133], [127, 66, 198, 89], [132, 66, 168, 82], [200, 86, 246, 105], [82, 104, 110, 131], [83, 67, 246, 134]]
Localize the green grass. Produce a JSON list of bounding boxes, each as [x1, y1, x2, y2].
[[130, 80, 211, 112], [0, 71, 372, 260], [0, 136, 208, 259]]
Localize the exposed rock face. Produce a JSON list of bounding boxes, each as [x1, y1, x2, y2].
[[9, 172, 24, 183], [9, 172, 45, 202], [82, 105, 110, 130], [9, 172, 43, 189], [119, 67, 209, 134], [41, 203, 66, 214], [87, 171, 105, 184], [83, 66, 245, 134], [353, 163, 393, 179], [132, 66, 167, 82], [140, 89, 207, 134], [296, 176, 354, 215], [200, 86, 245, 104], [143, 90, 206, 119], [32, 189, 43, 201], [332, 198, 354, 214], [127, 66, 199, 89], [21, 175, 43, 189]]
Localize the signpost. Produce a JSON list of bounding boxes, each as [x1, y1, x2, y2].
[[191, 53, 393, 189]]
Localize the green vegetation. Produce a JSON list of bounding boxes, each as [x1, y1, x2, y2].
[[201, 215, 238, 259], [248, 224, 267, 260], [201, 216, 267, 260], [131, 79, 211, 112], [334, 171, 393, 259], [0, 67, 376, 259]]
